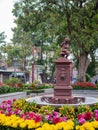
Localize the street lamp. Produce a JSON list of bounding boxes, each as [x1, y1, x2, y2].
[[13, 57, 17, 77], [32, 60, 34, 83]]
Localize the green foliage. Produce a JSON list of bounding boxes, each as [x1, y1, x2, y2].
[[0, 32, 6, 59], [28, 83, 36, 90], [11, 0, 98, 81], [38, 105, 55, 115], [33, 80, 41, 84], [25, 83, 54, 90], [36, 83, 54, 89], [0, 32, 6, 44], [59, 105, 76, 119], [13, 98, 38, 113], [0, 85, 22, 94], [0, 85, 10, 94], [4, 77, 22, 85], [86, 73, 91, 82], [77, 105, 92, 114]]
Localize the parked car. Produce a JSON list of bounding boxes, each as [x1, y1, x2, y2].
[[10, 72, 27, 83]]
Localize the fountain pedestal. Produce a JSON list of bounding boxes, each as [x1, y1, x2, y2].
[[54, 57, 73, 99], [40, 37, 85, 104]]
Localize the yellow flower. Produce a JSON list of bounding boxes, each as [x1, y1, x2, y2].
[[11, 122, 18, 128], [91, 121, 98, 128], [76, 125, 80, 130], [42, 123, 50, 129], [76, 122, 95, 130], [20, 122, 27, 128], [83, 122, 94, 130], [36, 127, 43, 130]]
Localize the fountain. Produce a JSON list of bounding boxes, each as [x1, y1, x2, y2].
[[27, 37, 98, 107]]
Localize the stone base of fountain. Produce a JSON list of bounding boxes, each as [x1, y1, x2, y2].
[[26, 94, 98, 108], [41, 96, 85, 104]]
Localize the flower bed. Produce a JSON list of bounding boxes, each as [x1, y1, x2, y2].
[[72, 82, 97, 89], [1, 99, 98, 129]]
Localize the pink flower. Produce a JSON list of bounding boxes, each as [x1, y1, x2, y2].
[[60, 116, 67, 122], [14, 109, 22, 115], [94, 110, 98, 114], [20, 114, 25, 119], [45, 114, 52, 121], [7, 100, 13, 105], [53, 111, 61, 117], [78, 118, 86, 125], [6, 107, 12, 112], [94, 110, 98, 121]]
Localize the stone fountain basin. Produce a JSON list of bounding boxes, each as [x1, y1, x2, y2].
[[26, 94, 98, 108]]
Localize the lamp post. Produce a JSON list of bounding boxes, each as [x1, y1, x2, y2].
[[32, 60, 34, 83], [13, 57, 17, 77]]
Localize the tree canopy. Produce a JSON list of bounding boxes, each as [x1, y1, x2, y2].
[[12, 0, 98, 82]]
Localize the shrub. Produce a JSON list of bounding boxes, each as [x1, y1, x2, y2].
[[33, 80, 41, 84], [0, 85, 10, 94], [28, 83, 36, 90], [4, 77, 23, 87], [0, 85, 23, 94], [36, 83, 54, 89], [72, 82, 97, 89], [4, 77, 22, 85]]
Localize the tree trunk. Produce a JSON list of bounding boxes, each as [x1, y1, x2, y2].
[[40, 71, 48, 83], [78, 53, 90, 82]]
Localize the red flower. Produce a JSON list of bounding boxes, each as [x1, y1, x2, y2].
[[78, 114, 85, 120], [84, 112, 92, 120], [34, 114, 42, 123], [52, 117, 61, 124], [73, 82, 96, 89]]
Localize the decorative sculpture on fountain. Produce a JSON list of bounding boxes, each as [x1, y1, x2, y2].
[[60, 37, 70, 58]]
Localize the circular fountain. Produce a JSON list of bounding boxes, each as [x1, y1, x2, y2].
[[27, 37, 98, 107], [26, 95, 98, 108]]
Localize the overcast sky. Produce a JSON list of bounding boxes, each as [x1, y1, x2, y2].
[[0, 0, 16, 43]]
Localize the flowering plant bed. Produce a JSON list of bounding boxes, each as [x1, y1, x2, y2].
[[0, 99, 98, 129], [72, 82, 97, 90]]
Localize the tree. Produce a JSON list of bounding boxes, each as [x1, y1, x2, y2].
[[12, 0, 98, 82], [0, 32, 6, 44], [12, 27, 33, 70], [0, 32, 6, 60]]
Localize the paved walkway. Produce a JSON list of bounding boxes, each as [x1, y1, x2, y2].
[[72, 90, 98, 98]]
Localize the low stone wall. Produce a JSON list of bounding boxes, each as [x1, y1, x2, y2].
[[44, 89, 98, 98], [0, 92, 27, 104]]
